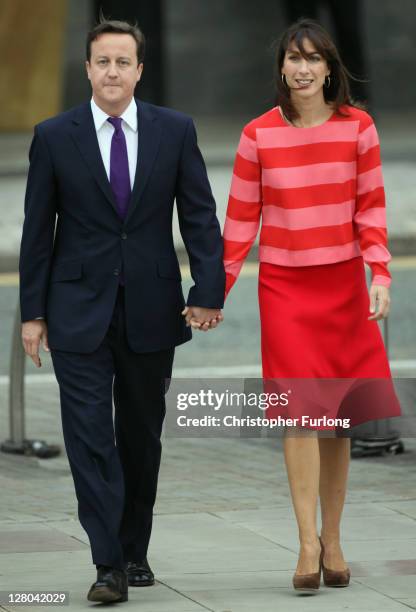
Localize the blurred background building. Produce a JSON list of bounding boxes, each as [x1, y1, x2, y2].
[[1, 0, 416, 130]]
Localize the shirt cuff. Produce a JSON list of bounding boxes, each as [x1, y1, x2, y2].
[[372, 274, 391, 288]]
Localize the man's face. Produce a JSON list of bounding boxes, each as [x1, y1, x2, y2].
[[86, 33, 143, 111]]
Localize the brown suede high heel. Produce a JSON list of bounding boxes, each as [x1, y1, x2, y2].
[[319, 536, 351, 587], [292, 540, 323, 594]]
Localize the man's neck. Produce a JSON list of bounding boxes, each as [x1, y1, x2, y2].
[[92, 95, 133, 118]]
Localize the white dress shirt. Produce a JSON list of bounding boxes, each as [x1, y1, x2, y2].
[[90, 97, 138, 190]]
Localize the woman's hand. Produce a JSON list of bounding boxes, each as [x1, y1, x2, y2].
[[368, 285, 390, 320]]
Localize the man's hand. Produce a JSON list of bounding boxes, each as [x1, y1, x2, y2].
[[21, 320, 50, 367], [368, 285, 390, 321], [181, 306, 223, 331]]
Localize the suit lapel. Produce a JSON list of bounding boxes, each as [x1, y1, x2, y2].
[[125, 99, 162, 224], [70, 103, 119, 217]]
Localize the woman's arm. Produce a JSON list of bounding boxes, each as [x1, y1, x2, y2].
[[354, 115, 391, 288], [223, 122, 262, 297], [355, 114, 391, 319]]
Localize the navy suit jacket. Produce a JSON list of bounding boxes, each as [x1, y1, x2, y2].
[[19, 99, 225, 353]]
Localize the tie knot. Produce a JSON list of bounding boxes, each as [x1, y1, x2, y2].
[[107, 116, 123, 132]]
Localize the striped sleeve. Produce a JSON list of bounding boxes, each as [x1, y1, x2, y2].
[[223, 123, 262, 297], [355, 116, 391, 287]]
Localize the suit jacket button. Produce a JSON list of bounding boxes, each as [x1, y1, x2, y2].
[[113, 268, 120, 276], [121, 233, 127, 240]]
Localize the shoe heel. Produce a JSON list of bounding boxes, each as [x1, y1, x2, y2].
[[292, 541, 323, 593], [322, 566, 351, 587], [292, 574, 321, 593], [319, 536, 351, 587]]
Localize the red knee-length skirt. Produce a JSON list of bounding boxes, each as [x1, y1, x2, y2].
[[259, 257, 401, 427]]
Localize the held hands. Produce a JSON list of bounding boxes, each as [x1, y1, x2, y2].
[[21, 320, 50, 367], [182, 306, 223, 331], [368, 285, 390, 321]]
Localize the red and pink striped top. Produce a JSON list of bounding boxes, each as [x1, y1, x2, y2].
[[223, 105, 391, 296]]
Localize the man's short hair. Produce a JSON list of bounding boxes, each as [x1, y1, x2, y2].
[[86, 17, 145, 64]]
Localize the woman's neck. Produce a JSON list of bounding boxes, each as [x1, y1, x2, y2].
[[290, 93, 333, 127]]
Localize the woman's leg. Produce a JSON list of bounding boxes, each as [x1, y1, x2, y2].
[[283, 430, 321, 574], [318, 437, 350, 569]]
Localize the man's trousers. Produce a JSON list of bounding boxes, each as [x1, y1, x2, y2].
[[51, 287, 175, 569]]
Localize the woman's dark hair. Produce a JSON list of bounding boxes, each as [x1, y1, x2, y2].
[[86, 16, 145, 65], [275, 19, 363, 121]]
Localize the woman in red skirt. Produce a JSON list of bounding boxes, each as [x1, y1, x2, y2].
[[222, 19, 400, 593]]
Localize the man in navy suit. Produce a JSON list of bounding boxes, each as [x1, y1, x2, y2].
[[19, 19, 225, 603]]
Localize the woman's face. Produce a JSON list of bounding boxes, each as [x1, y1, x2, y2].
[[282, 37, 330, 99]]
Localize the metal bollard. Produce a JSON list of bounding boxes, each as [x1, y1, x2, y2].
[[351, 317, 404, 458], [1, 303, 60, 459]]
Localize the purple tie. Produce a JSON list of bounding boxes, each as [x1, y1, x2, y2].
[[107, 116, 131, 220]]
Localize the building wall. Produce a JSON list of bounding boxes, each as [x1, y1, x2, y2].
[[366, 0, 416, 110], [62, 0, 92, 109], [165, 0, 283, 117], [165, 0, 416, 117], [0, 0, 67, 130], [60, 0, 416, 116]]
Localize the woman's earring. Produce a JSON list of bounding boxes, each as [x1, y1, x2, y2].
[[281, 74, 288, 87], [325, 75, 331, 88]]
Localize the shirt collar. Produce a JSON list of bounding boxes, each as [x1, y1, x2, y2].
[[90, 97, 138, 132]]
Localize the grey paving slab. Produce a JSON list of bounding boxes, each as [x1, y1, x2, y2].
[[151, 547, 296, 574], [42, 520, 88, 544], [337, 515, 416, 541], [354, 575, 416, 598], [160, 569, 293, 591], [2, 586, 205, 612], [228, 514, 416, 549], [105, 584, 211, 612], [0, 526, 87, 553], [178, 583, 412, 612], [385, 500, 416, 520], [0, 550, 91, 585], [0, 552, 207, 611], [397, 599, 416, 609], [214, 501, 404, 523], [342, 539, 416, 562], [345, 489, 416, 504], [151, 512, 289, 552], [0, 513, 45, 523], [350, 559, 416, 577]]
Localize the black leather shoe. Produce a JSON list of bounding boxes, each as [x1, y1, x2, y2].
[[126, 559, 155, 586], [87, 566, 128, 603]]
